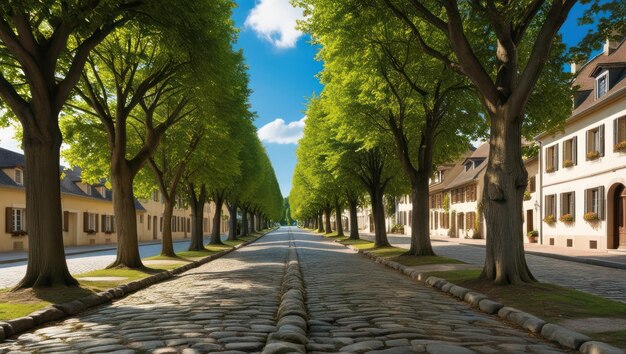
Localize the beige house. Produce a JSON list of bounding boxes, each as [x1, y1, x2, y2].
[[537, 37, 626, 251], [0, 147, 228, 252]]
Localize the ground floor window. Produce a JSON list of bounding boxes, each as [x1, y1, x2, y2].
[[584, 186, 605, 219], [103, 215, 114, 233], [560, 192, 576, 219], [8, 208, 26, 234]]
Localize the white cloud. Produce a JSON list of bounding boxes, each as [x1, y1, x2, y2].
[[258, 117, 305, 144], [0, 125, 23, 154], [244, 0, 304, 49]]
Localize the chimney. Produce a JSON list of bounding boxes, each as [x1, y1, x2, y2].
[[604, 38, 618, 55], [570, 61, 585, 74]]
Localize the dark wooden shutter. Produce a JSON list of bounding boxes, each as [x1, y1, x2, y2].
[[102, 215, 107, 232], [614, 119, 618, 147], [160, 217, 163, 232], [570, 192, 576, 218], [95, 214, 99, 232], [599, 124, 605, 156], [63, 211, 69, 232], [599, 186, 606, 220], [559, 194, 564, 216], [572, 137, 578, 165], [83, 212, 89, 232], [584, 189, 589, 213], [6, 207, 12, 233], [554, 144, 559, 171]]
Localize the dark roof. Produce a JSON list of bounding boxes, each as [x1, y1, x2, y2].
[[429, 149, 474, 194], [446, 142, 489, 189], [0, 147, 146, 211]]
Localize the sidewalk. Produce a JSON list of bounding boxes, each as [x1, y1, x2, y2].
[[0, 234, 222, 265]]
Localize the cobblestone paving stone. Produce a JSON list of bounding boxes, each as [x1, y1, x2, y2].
[[294, 230, 566, 354], [0, 232, 289, 354], [362, 234, 626, 303]]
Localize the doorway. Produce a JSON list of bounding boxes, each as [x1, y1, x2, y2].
[[526, 209, 534, 233], [609, 184, 626, 249]]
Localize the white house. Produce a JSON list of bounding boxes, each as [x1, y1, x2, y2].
[[537, 37, 626, 251]]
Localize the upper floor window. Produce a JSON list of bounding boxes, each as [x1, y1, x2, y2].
[[584, 186, 605, 220], [152, 190, 159, 202], [545, 145, 558, 172], [464, 161, 474, 171], [15, 169, 23, 185], [596, 71, 608, 99], [433, 170, 444, 183], [528, 176, 536, 193], [562, 137, 577, 167], [614, 116, 626, 152], [86, 185, 92, 196], [586, 125, 605, 160]]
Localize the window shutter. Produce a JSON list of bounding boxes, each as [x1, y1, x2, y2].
[[559, 194, 564, 216], [544, 196, 549, 216], [615, 119, 619, 146], [102, 215, 106, 232], [570, 192, 576, 218], [573, 137, 578, 165], [83, 212, 89, 232], [63, 211, 69, 232], [586, 130, 592, 156], [6, 207, 12, 233], [584, 189, 589, 213], [554, 144, 559, 171], [95, 214, 99, 232], [112, 216, 116, 232], [599, 186, 605, 218], [599, 124, 605, 156], [160, 217, 163, 232]]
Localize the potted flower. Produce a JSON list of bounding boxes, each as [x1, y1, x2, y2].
[[524, 190, 531, 201], [546, 166, 556, 173], [559, 213, 574, 223], [543, 214, 556, 225], [614, 141, 626, 153], [583, 211, 600, 222], [527, 230, 538, 243], [586, 150, 601, 160], [563, 159, 574, 168]]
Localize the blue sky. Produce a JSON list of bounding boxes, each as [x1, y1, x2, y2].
[[231, 0, 600, 198]]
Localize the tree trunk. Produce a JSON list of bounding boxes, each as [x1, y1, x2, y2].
[[108, 160, 144, 268], [256, 213, 262, 231], [188, 184, 206, 251], [250, 212, 256, 233], [317, 211, 324, 233], [15, 127, 78, 288], [481, 110, 535, 284], [407, 179, 436, 256], [241, 208, 249, 236], [370, 188, 390, 247], [348, 199, 359, 240], [161, 199, 175, 257], [227, 202, 238, 241], [210, 194, 224, 245], [324, 207, 332, 234], [335, 200, 344, 237]]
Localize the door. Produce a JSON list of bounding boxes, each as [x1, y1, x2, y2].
[[619, 187, 626, 249], [526, 209, 534, 233], [153, 216, 157, 240]]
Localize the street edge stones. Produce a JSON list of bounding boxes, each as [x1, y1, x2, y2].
[[0, 228, 279, 343], [323, 235, 624, 354], [262, 227, 308, 354]]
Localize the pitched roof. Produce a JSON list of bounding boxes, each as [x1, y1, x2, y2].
[[429, 148, 475, 193], [445, 142, 489, 189], [0, 147, 146, 211]]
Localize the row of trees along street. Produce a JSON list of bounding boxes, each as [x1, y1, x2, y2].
[[290, 0, 624, 285], [0, 1, 283, 289]]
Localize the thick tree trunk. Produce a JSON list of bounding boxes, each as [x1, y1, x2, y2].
[[324, 207, 332, 234], [16, 127, 78, 288], [348, 199, 359, 240], [108, 160, 143, 268], [407, 180, 435, 256], [256, 213, 262, 231], [334, 200, 344, 237], [188, 184, 206, 251], [370, 188, 390, 247], [241, 208, 249, 236], [481, 110, 535, 284], [251, 212, 257, 233], [161, 199, 175, 257], [210, 195, 224, 245], [227, 202, 238, 241], [317, 211, 324, 233]]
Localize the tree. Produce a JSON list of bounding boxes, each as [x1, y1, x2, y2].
[[0, 0, 148, 288]]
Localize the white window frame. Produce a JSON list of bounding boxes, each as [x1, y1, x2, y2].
[[86, 185, 92, 196], [15, 169, 23, 185], [104, 215, 113, 232], [88, 213, 96, 230], [595, 71, 609, 99], [12, 208, 25, 232]]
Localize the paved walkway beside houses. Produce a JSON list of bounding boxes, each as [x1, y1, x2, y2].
[[0, 228, 568, 353], [0, 235, 225, 289], [360, 232, 626, 303]]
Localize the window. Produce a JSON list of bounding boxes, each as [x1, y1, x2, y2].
[[15, 169, 23, 185], [614, 116, 626, 151], [596, 71, 608, 99], [152, 191, 159, 202], [586, 125, 605, 159], [160, 217, 163, 232], [103, 215, 114, 233], [545, 194, 557, 217], [88, 213, 96, 230], [464, 161, 474, 171], [83, 212, 98, 233], [560, 192, 575, 218], [466, 184, 477, 202], [562, 137, 577, 167], [466, 212, 475, 230], [86, 185, 92, 196], [147, 215, 151, 230], [140, 215, 144, 224], [545, 145, 558, 172], [528, 176, 536, 193], [12, 208, 26, 233], [433, 170, 445, 184], [585, 186, 605, 219]]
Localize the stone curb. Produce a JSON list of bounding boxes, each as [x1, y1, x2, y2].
[[262, 229, 307, 354], [0, 228, 278, 343], [324, 235, 624, 354]]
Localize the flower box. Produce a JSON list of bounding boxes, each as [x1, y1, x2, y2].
[[583, 212, 599, 222], [563, 159, 574, 168], [614, 141, 626, 153], [546, 167, 555, 173], [524, 191, 531, 201], [543, 214, 556, 224], [586, 150, 600, 160], [559, 214, 574, 223]]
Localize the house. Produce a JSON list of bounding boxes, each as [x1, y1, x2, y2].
[[537, 36, 626, 251], [0, 147, 228, 252]]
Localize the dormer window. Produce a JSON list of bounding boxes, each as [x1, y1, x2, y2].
[[464, 161, 474, 171], [86, 185, 92, 196], [15, 169, 23, 185], [98, 186, 106, 196], [596, 71, 608, 99]]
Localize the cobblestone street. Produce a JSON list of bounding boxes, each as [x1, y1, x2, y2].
[[0, 227, 571, 353], [361, 233, 626, 303]]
